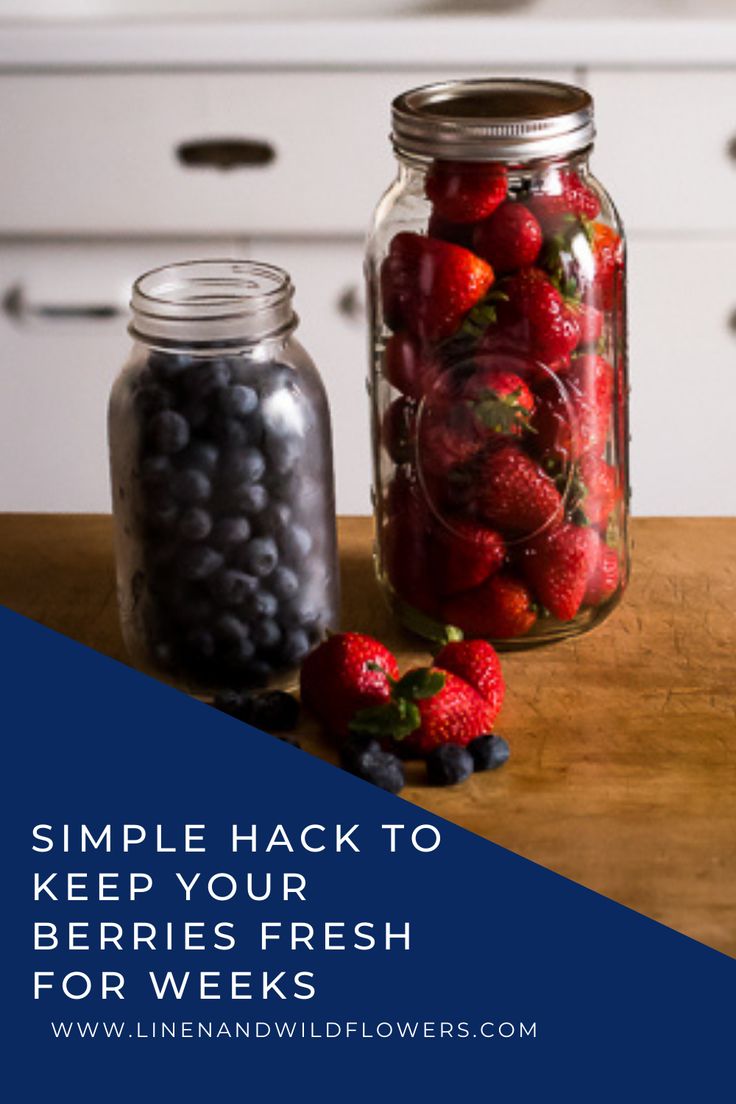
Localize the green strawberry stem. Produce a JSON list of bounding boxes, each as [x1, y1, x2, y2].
[[351, 666, 448, 742]]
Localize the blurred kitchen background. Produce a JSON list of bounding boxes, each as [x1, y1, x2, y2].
[[1, 0, 735, 516]]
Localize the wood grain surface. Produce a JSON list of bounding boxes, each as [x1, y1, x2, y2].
[[0, 513, 734, 955]]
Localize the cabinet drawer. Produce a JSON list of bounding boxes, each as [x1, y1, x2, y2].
[[0, 68, 574, 237], [587, 70, 736, 233], [628, 237, 736, 515]]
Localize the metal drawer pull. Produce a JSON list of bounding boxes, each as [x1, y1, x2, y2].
[[176, 138, 276, 170], [728, 307, 736, 333], [3, 285, 123, 324], [337, 285, 365, 323]]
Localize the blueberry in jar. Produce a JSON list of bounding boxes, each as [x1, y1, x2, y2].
[[177, 507, 213, 542], [147, 410, 190, 455], [241, 537, 278, 578]]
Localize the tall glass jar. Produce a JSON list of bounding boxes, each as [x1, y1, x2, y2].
[[108, 259, 339, 689], [366, 80, 629, 648]]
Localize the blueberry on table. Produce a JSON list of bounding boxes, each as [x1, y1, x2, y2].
[[232, 484, 269, 516], [147, 410, 190, 455], [177, 544, 224, 581], [248, 690, 300, 732], [271, 566, 299, 601], [341, 736, 405, 795], [223, 447, 266, 485], [241, 537, 279, 578], [208, 568, 259, 606], [209, 516, 251, 549], [183, 358, 231, 398], [426, 744, 474, 786], [171, 468, 212, 504], [218, 384, 258, 418], [468, 734, 510, 771], [213, 689, 248, 718], [177, 507, 213, 542]]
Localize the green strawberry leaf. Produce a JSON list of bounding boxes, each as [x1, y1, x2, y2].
[[349, 699, 421, 740], [394, 667, 445, 703]]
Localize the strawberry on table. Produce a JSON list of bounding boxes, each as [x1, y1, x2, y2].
[[442, 571, 537, 639], [473, 200, 543, 274], [381, 232, 494, 341], [521, 521, 600, 621], [300, 632, 400, 738], [473, 442, 563, 536], [425, 161, 508, 224], [351, 665, 497, 755], [429, 518, 506, 597], [434, 638, 505, 718]]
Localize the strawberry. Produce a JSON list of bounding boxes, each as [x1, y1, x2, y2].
[[584, 543, 620, 607], [495, 268, 581, 368], [521, 522, 599, 621], [381, 232, 494, 341], [569, 353, 614, 444], [384, 332, 440, 401], [526, 170, 600, 232], [429, 519, 506, 597], [434, 638, 505, 718], [473, 443, 563, 535], [428, 211, 476, 251], [473, 201, 543, 274], [383, 468, 437, 616], [589, 222, 624, 311], [418, 393, 486, 478], [426, 161, 508, 224], [381, 396, 417, 464], [568, 300, 603, 349], [300, 632, 400, 738], [443, 571, 537, 639], [462, 365, 535, 436], [531, 354, 614, 467], [576, 452, 620, 528], [351, 665, 496, 755]]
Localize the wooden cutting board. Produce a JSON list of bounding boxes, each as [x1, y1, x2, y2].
[[1, 513, 734, 956]]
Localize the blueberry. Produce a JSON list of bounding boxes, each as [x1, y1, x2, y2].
[[244, 589, 278, 619], [252, 618, 282, 649], [171, 468, 211, 504], [280, 627, 311, 665], [210, 516, 251, 549], [208, 568, 259, 606], [214, 612, 250, 645], [241, 537, 278, 578], [177, 594, 215, 626], [140, 455, 172, 490], [183, 358, 231, 398], [213, 689, 247, 718], [426, 744, 474, 786], [279, 593, 320, 629], [218, 384, 258, 418], [259, 502, 292, 537], [209, 415, 249, 448], [147, 410, 190, 455], [341, 737, 405, 795], [223, 447, 266, 485], [279, 524, 313, 561], [270, 566, 299, 601], [468, 734, 510, 771], [223, 637, 256, 669], [177, 507, 213, 542], [233, 484, 269, 515], [184, 627, 215, 659], [146, 495, 179, 530], [149, 351, 193, 382], [180, 400, 210, 430], [248, 690, 300, 732], [266, 435, 302, 476], [135, 381, 172, 416], [177, 544, 224, 581], [239, 660, 272, 689], [178, 441, 219, 476]]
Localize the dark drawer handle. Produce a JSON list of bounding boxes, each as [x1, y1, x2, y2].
[[3, 284, 123, 324], [176, 138, 277, 171]]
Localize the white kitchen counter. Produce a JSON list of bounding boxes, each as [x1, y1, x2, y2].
[[1, 9, 736, 70]]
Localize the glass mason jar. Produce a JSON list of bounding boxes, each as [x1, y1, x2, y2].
[[366, 79, 629, 648], [108, 259, 340, 690]]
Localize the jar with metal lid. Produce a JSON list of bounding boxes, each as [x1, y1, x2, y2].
[[108, 259, 339, 689], [366, 79, 629, 647]]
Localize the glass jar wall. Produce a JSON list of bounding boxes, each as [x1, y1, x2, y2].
[[366, 80, 629, 648], [108, 260, 339, 689]]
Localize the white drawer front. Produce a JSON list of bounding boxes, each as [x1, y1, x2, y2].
[[587, 70, 736, 233], [0, 68, 574, 236], [628, 237, 736, 515]]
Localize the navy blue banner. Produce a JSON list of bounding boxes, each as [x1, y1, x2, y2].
[[2, 606, 732, 1101]]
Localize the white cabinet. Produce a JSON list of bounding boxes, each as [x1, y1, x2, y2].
[[627, 237, 736, 515]]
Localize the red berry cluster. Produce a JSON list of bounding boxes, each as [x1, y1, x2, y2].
[[377, 161, 626, 640]]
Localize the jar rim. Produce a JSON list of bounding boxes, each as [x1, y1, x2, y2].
[[130, 258, 296, 345], [392, 78, 595, 162]]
